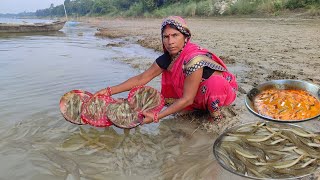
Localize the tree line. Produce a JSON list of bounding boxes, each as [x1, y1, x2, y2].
[[33, 0, 320, 17]]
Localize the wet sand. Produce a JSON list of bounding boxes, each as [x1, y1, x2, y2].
[[83, 16, 320, 134]]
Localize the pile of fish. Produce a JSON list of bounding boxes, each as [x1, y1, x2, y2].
[[106, 86, 164, 128], [65, 93, 83, 123], [82, 96, 109, 122], [105, 99, 139, 128], [61, 90, 92, 125], [214, 122, 320, 179], [60, 86, 164, 128], [128, 86, 163, 112]]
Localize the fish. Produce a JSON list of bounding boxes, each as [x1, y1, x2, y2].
[[105, 86, 163, 128], [65, 94, 82, 123], [106, 100, 139, 128], [215, 122, 320, 179]]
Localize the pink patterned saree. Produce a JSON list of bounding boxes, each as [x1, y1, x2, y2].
[[161, 42, 238, 119]]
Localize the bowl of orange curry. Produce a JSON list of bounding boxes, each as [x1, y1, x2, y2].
[[245, 79, 320, 122]]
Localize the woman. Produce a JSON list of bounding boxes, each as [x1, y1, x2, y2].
[[95, 16, 238, 124]]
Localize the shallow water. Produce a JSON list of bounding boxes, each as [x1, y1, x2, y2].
[[0, 19, 245, 180]]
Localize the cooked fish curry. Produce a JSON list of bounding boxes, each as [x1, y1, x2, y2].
[[254, 89, 320, 120]]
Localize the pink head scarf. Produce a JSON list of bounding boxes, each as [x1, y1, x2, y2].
[[161, 16, 191, 38]]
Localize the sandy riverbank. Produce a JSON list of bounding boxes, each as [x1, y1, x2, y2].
[[79, 16, 320, 134]]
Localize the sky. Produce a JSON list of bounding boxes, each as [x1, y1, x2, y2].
[[0, 0, 65, 14]]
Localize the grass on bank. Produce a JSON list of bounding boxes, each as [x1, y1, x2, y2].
[[121, 0, 320, 18]]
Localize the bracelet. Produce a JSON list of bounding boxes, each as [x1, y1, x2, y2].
[[153, 112, 159, 123], [106, 87, 112, 96]]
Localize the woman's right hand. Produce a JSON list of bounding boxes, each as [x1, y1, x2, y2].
[[93, 87, 112, 97], [141, 111, 154, 124]]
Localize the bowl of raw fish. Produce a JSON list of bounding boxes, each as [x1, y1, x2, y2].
[[213, 122, 320, 180]]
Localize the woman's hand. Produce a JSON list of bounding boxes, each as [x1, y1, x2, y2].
[[93, 89, 106, 96], [93, 87, 112, 97], [141, 111, 155, 124]]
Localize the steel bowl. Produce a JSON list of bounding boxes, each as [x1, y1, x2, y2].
[[245, 79, 320, 123], [213, 122, 319, 180]]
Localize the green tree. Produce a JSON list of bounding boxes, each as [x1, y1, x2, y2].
[[91, 0, 116, 14]]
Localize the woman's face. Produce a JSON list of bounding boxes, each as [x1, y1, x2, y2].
[[162, 26, 186, 57]]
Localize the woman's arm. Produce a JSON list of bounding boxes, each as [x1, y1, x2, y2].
[[142, 68, 203, 124], [95, 62, 163, 96]]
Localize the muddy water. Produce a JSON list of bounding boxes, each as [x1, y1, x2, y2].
[[0, 20, 246, 180]]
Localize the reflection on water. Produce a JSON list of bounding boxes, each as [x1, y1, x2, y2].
[[0, 20, 243, 180]]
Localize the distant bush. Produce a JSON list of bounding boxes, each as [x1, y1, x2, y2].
[[183, 2, 197, 16], [153, 8, 167, 17], [256, 0, 285, 14], [285, 0, 320, 9], [307, 4, 320, 15], [125, 2, 144, 17], [285, 0, 306, 9], [196, 0, 215, 16], [226, 0, 259, 15]]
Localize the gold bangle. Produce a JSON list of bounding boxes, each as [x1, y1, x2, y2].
[[153, 112, 159, 123]]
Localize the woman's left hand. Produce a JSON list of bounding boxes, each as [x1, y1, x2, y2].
[[141, 111, 154, 124]]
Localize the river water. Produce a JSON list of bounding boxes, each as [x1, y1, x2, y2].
[[0, 19, 248, 180]]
